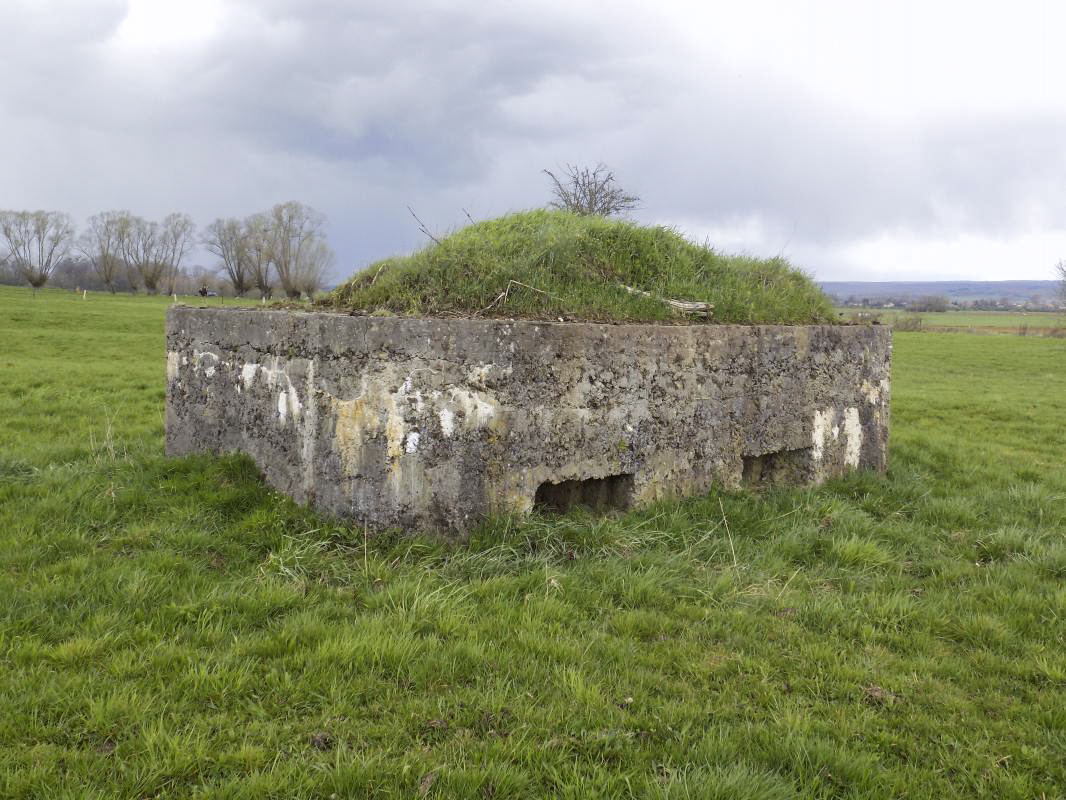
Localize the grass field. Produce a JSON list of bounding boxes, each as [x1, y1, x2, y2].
[[839, 307, 1066, 334], [2, 285, 1065, 799], [913, 310, 1064, 329]]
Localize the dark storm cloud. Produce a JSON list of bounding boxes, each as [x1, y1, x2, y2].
[[2, 0, 1065, 280], [166, 0, 628, 179]]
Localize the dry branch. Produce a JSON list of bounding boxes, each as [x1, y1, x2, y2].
[[620, 284, 713, 317], [478, 279, 563, 315], [407, 206, 441, 245]]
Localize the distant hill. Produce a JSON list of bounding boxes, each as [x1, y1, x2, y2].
[[819, 280, 1059, 304]]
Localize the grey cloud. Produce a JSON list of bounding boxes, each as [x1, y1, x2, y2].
[[2, 0, 1065, 282], [611, 68, 1066, 253], [168, 0, 630, 180], [920, 113, 1066, 233]]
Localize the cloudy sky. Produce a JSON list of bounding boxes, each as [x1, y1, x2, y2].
[[3, 0, 1066, 283]]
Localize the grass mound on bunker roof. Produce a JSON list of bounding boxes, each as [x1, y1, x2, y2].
[[323, 210, 836, 324]]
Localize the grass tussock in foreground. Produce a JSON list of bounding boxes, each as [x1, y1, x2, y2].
[[2, 286, 1066, 798], [324, 210, 836, 324]]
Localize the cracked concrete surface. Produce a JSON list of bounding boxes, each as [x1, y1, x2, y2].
[[165, 307, 891, 533]]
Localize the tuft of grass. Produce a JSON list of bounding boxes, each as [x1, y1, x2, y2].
[[323, 210, 836, 324], [3, 286, 1066, 798]]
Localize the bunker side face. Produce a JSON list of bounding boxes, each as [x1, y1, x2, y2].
[[165, 308, 891, 533]]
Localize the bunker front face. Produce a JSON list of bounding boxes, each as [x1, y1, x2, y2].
[[165, 308, 891, 533]]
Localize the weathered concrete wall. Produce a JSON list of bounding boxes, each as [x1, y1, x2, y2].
[[165, 308, 891, 533]]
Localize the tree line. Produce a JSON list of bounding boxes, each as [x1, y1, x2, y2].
[[1, 165, 647, 298], [830, 292, 1064, 312], [0, 201, 334, 299]]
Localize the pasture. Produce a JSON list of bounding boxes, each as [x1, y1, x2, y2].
[[840, 306, 1065, 335], [2, 285, 1065, 798], [913, 310, 1063, 329]]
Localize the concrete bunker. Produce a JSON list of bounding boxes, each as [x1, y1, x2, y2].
[[165, 308, 891, 533]]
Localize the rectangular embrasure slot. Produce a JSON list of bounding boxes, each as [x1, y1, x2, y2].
[[742, 447, 813, 488], [534, 474, 635, 513]]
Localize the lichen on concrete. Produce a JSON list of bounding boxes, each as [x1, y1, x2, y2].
[[165, 308, 891, 533]]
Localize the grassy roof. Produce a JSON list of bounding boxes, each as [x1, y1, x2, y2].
[[322, 210, 836, 324]]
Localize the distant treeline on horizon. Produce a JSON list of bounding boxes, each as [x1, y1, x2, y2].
[[820, 280, 1062, 311]]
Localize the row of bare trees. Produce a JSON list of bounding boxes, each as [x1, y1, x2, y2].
[[202, 202, 333, 299], [80, 211, 196, 295], [0, 201, 334, 299]]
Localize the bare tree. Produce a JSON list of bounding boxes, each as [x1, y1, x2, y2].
[[0, 210, 75, 292], [124, 258, 142, 293], [204, 217, 251, 296], [265, 201, 328, 299], [117, 212, 194, 294], [1057, 260, 1066, 306], [159, 213, 196, 296], [79, 211, 127, 293], [0, 251, 15, 283], [241, 212, 274, 299], [120, 214, 162, 293], [294, 238, 334, 299], [543, 163, 640, 216]]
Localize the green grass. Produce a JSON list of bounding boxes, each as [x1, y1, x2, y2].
[[916, 310, 1064, 329], [325, 210, 836, 325], [2, 285, 1065, 798], [841, 307, 1066, 333]]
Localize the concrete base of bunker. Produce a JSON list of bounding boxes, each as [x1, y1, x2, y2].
[[165, 308, 891, 534]]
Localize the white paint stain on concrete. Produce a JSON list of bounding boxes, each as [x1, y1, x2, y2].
[[439, 407, 456, 437], [192, 349, 219, 378], [404, 430, 421, 453], [259, 357, 288, 388], [300, 360, 318, 496], [424, 386, 500, 433], [277, 384, 303, 425], [465, 363, 493, 388], [330, 365, 503, 491], [239, 357, 306, 426], [448, 387, 498, 427], [843, 407, 863, 467], [288, 385, 302, 419], [812, 407, 836, 462], [241, 363, 258, 390], [861, 378, 890, 406], [166, 351, 179, 381]]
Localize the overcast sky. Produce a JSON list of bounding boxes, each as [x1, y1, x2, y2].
[[3, 0, 1066, 283]]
